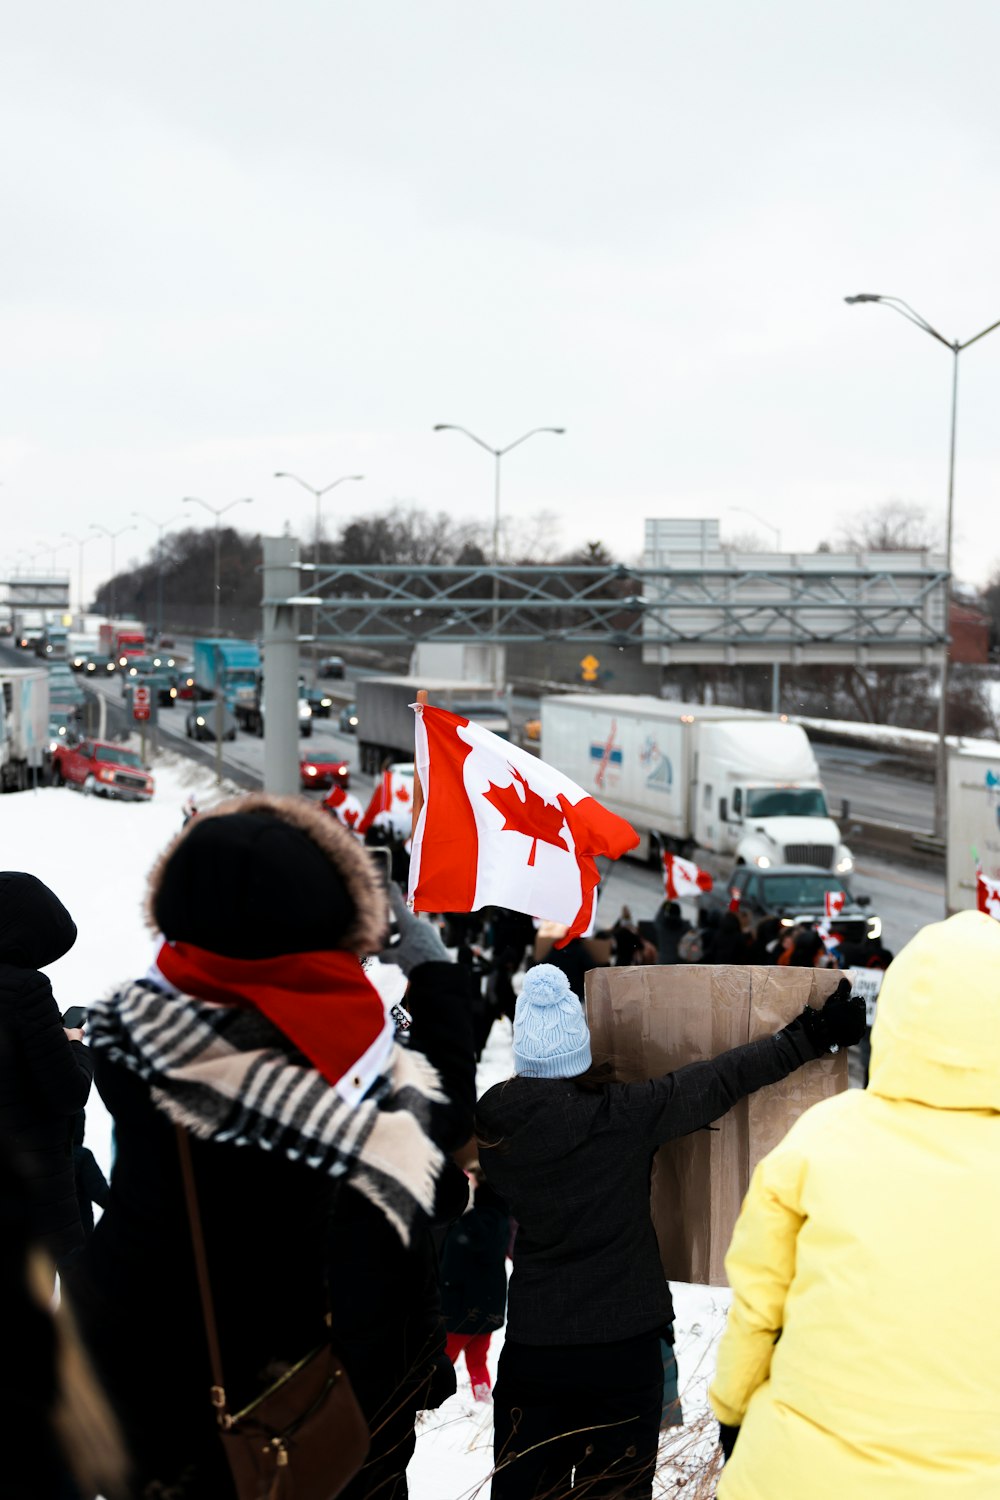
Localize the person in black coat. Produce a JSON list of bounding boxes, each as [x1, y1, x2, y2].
[[66, 794, 470, 1500], [0, 871, 93, 1266], [329, 889, 479, 1500], [653, 900, 689, 964], [477, 964, 866, 1500], [441, 1170, 511, 1401]]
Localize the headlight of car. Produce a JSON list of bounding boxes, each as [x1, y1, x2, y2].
[[106, 662, 115, 671], [755, 855, 771, 868], [169, 687, 177, 698], [337, 765, 348, 777], [321, 697, 332, 708], [98, 768, 114, 782], [835, 854, 854, 874], [303, 765, 318, 777], [867, 916, 882, 941], [49, 740, 58, 752]]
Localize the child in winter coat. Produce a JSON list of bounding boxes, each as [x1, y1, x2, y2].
[[477, 962, 865, 1500], [441, 1165, 511, 1402]]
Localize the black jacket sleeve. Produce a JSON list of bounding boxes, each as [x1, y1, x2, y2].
[[626, 1018, 819, 1147], [404, 961, 478, 1153], [16, 975, 94, 1114]]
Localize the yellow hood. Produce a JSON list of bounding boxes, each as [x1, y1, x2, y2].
[[868, 909, 1000, 1112]]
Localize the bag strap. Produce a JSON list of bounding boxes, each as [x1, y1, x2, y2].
[[175, 1123, 232, 1423]]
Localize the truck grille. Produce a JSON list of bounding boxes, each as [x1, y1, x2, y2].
[[114, 773, 148, 792], [784, 844, 835, 869]]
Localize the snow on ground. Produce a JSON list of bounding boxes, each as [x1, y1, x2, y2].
[[1, 750, 728, 1497], [792, 712, 1000, 757]]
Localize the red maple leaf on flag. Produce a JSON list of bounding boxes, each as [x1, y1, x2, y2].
[[394, 782, 411, 803], [483, 767, 569, 867], [343, 808, 359, 827]]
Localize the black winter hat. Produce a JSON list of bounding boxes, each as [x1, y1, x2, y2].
[[149, 794, 386, 960], [0, 872, 77, 969]]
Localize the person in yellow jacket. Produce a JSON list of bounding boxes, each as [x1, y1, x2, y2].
[[709, 909, 1000, 1498]]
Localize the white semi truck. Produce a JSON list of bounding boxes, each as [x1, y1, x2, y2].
[[540, 694, 853, 873], [0, 667, 50, 792], [946, 743, 1000, 914]]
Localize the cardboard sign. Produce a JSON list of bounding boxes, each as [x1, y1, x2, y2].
[[584, 964, 847, 1286]]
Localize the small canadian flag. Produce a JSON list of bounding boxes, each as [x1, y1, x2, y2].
[[408, 703, 639, 944], [323, 784, 364, 833], [358, 769, 413, 837], [824, 890, 846, 919], [977, 868, 1000, 920], [662, 851, 713, 900]]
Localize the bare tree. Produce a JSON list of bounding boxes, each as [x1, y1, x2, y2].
[[830, 499, 939, 553]]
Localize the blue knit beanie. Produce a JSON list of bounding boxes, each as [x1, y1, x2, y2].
[[513, 964, 593, 1079]]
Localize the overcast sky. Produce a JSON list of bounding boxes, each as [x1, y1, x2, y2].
[[4, 1, 1000, 608]]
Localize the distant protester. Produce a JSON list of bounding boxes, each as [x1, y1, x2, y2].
[[653, 900, 689, 964], [0, 872, 93, 1266], [66, 794, 469, 1499], [477, 963, 865, 1499], [710, 911, 1000, 1497]]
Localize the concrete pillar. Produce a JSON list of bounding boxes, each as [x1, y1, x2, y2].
[[262, 536, 300, 796]]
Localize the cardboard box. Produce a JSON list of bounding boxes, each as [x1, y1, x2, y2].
[[584, 964, 847, 1286]]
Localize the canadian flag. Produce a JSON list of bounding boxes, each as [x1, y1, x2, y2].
[[977, 869, 1000, 920], [408, 703, 639, 944], [323, 784, 364, 834], [662, 851, 713, 900], [824, 890, 846, 919], [358, 769, 413, 837]]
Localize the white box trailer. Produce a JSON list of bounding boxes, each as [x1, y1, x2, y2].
[[540, 693, 853, 872], [946, 744, 1000, 914], [0, 667, 50, 791]]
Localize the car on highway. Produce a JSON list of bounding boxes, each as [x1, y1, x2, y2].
[[299, 753, 351, 792], [51, 738, 154, 801], [70, 637, 100, 671], [304, 684, 335, 719], [185, 703, 238, 742], [701, 864, 884, 962], [318, 655, 345, 679], [47, 709, 79, 755], [121, 655, 181, 707], [339, 702, 359, 734]]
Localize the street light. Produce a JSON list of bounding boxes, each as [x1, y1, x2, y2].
[[274, 473, 364, 684], [90, 523, 136, 621], [62, 532, 99, 620], [432, 424, 566, 686], [132, 510, 185, 642], [845, 292, 1000, 838], [182, 496, 254, 635], [273, 472, 365, 569]]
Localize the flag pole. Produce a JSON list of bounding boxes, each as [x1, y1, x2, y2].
[[411, 689, 427, 835]]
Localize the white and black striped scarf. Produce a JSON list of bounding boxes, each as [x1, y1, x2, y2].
[[87, 980, 451, 1244]]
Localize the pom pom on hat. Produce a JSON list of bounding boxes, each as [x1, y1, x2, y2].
[[520, 964, 572, 1008], [513, 962, 592, 1079]]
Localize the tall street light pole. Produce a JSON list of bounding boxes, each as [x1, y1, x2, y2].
[[132, 510, 185, 643], [182, 496, 254, 635], [273, 472, 364, 683], [62, 532, 99, 621], [90, 523, 136, 621], [432, 424, 565, 688], [845, 293, 1000, 839]]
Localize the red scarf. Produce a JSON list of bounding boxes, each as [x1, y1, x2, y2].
[[155, 941, 388, 1088]]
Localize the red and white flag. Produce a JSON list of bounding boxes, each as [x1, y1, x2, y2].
[[323, 784, 364, 834], [358, 768, 414, 837], [824, 890, 846, 919], [662, 851, 713, 900], [977, 869, 1000, 920], [409, 703, 639, 944]]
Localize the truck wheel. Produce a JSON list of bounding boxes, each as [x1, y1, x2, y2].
[[83, 775, 97, 797], [51, 763, 63, 787]]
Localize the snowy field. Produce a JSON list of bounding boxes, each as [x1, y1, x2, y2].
[[2, 752, 727, 1496]]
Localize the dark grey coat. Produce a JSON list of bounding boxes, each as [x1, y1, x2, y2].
[[0, 873, 92, 1262], [476, 1021, 819, 1346]]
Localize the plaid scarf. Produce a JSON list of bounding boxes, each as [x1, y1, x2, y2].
[[87, 979, 450, 1244]]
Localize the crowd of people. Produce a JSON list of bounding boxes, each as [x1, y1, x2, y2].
[[0, 799, 996, 1499]]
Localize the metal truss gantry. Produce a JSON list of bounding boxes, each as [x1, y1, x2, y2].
[[272, 558, 948, 665]]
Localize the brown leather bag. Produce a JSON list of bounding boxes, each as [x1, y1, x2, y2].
[[176, 1126, 370, 1500]]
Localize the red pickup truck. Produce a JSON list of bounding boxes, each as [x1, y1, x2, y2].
[[51, 739, 155, 801]]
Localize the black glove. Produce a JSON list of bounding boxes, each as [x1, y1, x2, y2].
[[796, 978, 867, 1054], [719, 1423, 740, 1461]]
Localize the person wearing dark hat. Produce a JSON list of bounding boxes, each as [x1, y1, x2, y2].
[[477, 963, 866, 1500], [0, 872, 93, 1267], [64, 793, 474, 1500]]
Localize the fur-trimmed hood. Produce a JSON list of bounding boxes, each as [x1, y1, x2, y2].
[[146, 792, 386, 958]]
